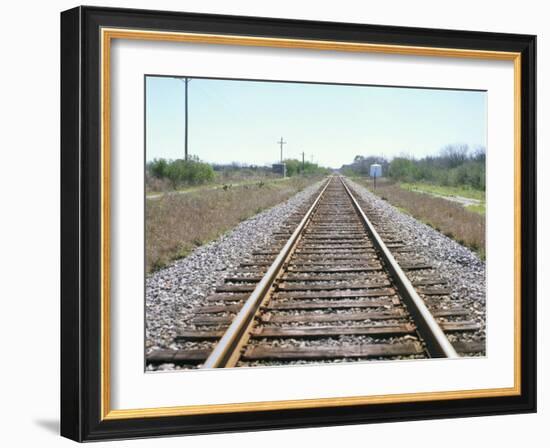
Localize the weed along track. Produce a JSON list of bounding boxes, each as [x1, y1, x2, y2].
[[148, 176, 485, 369]]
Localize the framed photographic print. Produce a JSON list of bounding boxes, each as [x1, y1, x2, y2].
[[60, 6, 536, 442]]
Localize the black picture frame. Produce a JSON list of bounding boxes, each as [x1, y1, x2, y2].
[[61, 5, 536, 442]]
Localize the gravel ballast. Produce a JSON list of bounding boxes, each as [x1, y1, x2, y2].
[[346, 179, 486, 349], [145, 181, 323, 368]]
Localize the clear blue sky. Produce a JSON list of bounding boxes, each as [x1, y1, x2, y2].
[[145, 76, 486, 168]]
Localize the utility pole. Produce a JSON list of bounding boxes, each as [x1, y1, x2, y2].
[[277, 137, 287, 163], [176, 77, 191, 160], [185, 77, 189, 160], [301, 151, 305, 174], [184, 77, 190, 160]]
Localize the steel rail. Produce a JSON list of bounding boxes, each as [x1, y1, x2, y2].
[[340, 177, 458, 358], [202, 177, 334, 368]]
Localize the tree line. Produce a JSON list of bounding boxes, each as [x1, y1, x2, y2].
[[147, 156, 330, 189], [283, 159, 330, 177], [342, 144, 486, 190]]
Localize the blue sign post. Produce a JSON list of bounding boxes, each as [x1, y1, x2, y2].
[[369, 163, 382, 190]]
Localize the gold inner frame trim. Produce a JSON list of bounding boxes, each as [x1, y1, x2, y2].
[[100, 27, 522, 421]]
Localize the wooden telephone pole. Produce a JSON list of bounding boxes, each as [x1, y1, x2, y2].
[[183, 77, 190, 161], [175, 77, 192, 160]]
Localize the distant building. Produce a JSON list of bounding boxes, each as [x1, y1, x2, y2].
[[369, 163, 382, 178], [272, 162, 287, 177]]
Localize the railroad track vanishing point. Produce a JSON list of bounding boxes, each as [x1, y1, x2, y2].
[[148, 176, 484, 369]]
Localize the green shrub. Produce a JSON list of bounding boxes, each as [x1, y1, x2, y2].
[[388, 157, 418, 181], [147, 156, 214, 188], [149, 158, 168, 178]]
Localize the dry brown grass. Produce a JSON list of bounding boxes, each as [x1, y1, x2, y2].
[[146, 177, 320, 273], [354, 180, 485, 257], [145, 175, 172, 193]]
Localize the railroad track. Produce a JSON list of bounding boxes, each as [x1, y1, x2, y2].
[[148, 176, 483, 369]]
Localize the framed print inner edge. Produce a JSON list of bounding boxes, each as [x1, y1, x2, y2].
[[99, 27, 522, 421]]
